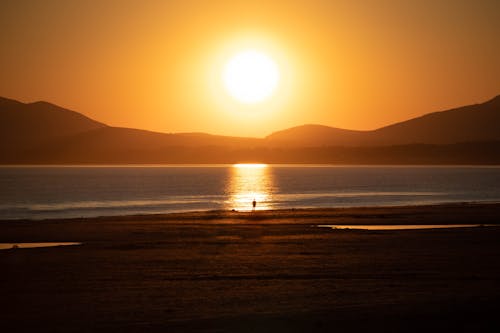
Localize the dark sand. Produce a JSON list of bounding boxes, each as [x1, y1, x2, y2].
[[2, 203, 500, 332]]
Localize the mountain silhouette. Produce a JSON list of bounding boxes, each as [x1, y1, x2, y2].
[[0, 97, 106, 154], [0, 96, 263, 163], [1, 95, 499, 164], [266, 95, 500, 146], [31, 127, 263, 163], [266, 124, 364, 147]]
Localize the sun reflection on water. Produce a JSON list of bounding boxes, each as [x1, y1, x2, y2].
[[226, 163, 274, 211]]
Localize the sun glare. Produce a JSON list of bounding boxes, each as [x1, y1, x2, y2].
[[233, 163, 268, 168], [223, 50, 280, 104]]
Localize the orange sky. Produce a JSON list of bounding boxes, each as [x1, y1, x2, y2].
[[1, 0, 499, 137]]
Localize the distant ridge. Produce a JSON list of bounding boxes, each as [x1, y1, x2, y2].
[[0, 97, 106, 153], [266, 95, 500, 147], [265, 124, 365, 147], [0, 96, 263, 163], [1, 94, 499, 164], [367, 94, 500, 145]]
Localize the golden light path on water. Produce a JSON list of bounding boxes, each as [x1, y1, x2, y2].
[[226, 164, 274, 211]]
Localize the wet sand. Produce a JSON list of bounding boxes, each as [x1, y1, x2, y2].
[[1, 203, 500, 332]]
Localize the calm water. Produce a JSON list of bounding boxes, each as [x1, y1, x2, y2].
[[1, 165, 499, 220], [0, 242, 81, 250], [318, 225, 492, 231]]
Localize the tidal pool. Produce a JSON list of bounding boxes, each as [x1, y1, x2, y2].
[[318, 224, 493, 231], [0, 242, 81, 250]]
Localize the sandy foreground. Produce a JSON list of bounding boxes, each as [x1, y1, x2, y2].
[[1, 203, 500, 332]]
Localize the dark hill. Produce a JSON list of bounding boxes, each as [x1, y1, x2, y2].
[[32, 127, 263, 163], [368, 95, 500, 145], [0, 97, 263, 163], [0, 97, 106, 152], [1, 94, 499, 164], [265, 124, 365, 147], [266, 95, 500, 146]]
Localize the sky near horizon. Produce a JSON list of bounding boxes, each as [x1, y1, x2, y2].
[[1, 0, 499, 137]]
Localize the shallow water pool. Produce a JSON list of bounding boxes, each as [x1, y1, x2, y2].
[[0, 242, 81, 250]]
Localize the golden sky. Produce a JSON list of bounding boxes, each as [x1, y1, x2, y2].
[[1, 0, 499, 137]]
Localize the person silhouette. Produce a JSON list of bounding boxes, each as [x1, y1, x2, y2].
[[252, 198, 256, 211]]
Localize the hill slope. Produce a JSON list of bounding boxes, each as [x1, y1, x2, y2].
[[0, 97, 107, 152], [368, 95, 500, 145], [1, 94, 499, 163], [0, 97, 263, 163], [266, 95, 500, 146], [266, 124, 366, 147]]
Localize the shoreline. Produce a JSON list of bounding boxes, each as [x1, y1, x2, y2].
[[2, 201, 500, 225]]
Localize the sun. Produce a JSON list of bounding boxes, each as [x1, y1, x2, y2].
[[222, 50, 280, 104]]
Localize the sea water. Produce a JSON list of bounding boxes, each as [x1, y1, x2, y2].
[[0, 165, 499, 220]]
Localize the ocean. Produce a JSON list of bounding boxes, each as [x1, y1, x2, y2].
[[1, 165, 499, 220]]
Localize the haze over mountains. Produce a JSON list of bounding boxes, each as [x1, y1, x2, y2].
[[1, 95, 499, 164]]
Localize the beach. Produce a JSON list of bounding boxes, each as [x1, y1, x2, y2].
[[2, 203, 500, 332]]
